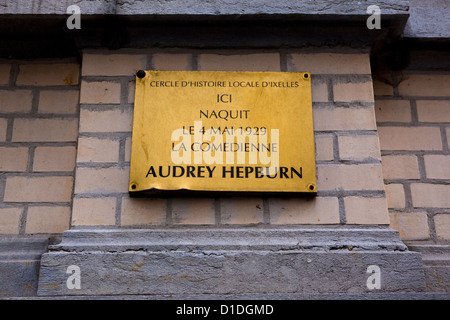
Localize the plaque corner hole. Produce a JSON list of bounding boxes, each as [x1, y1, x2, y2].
[[136, 70, 146, 79]]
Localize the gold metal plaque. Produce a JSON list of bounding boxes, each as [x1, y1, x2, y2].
[[129, 70, 316, 195]]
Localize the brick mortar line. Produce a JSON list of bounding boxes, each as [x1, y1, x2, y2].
[[332, 131, 340, 162], [80, 74, 373, 81], [416, 154, 427, 181], [312, 102, 375, 108], [384, 179, 450, 184], [389, 208, 450, 214], [313, 132, 334, 138], [79, 104, 133, 111], [77, 133, 131, 141], [78, 132, 380, 140], [403, 182, 413, 211], [1, 86, 80, 92], [316, 162, 382, 167], [18, 205, 28, 235], [381, 150, 450, 156], [1, 172, 75, 177], [315, 160, 336, 164], [0, 113, 79, 118], [0, 142, 77, 147], [70, 225, 121, 230], [110, 224, 168, 229], [146, 53, 153, 70], [119, 78, 130, 106], [310, 76, 327, 89], [338, 197, 346, 224], [376, 122, 450, 126], [334, 131, 379, 137], [410, 99, 419, 126], [8, 62, 19, 87], [0, 203, 72, 207], [335, 159, 382, 165], [191, 53, 199, 71], [69, 166, 77, 231], [311, 73, 372, 79], [279, 53, 287, 72], [118, 137, 127, 164], [315, 130, 378, 135], [441, 126, 450, 152], [115, 195, 123, 228], [78, 102, 124, 108], [316, 190, 385, 197], [330, 74, 373, 82], [26, 145, 36, 173], [74, 159, 383, 168], [375, 96, 450, 101], [427, 213, 438, 242], [72, 191, 387, 199], [332, 102, 375, 107], [5, 117, 13, 143], [0, 173, 6, 203], [0, 113, 79, 120], [376, 122, 447, 127], [75, 163, 130, 169], [11, 85, 80, 90], [73, 193, 127, 199], [30, 87, 40, 114], [80, 76, 135, 82]]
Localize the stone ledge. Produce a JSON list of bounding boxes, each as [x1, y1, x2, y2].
[[0, 1, 410, 59], [7, 292, 450, 300], [37, 227, 426, 296], [404, 0, 450, 39], [0, 238, 49, 297], [406, 243, 450, 292], [0, 238, 48, 261], [48, 227, 408, 252], [0, 0, 409, 16]]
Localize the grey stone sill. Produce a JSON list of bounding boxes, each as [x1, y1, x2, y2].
[[0, 0, 409, 16]]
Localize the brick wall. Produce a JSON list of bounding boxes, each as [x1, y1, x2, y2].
[[73, 50, 388, 228], [374, 73, 450, 242], [0, 60, 80, 235], [0, 51, 393, 234]]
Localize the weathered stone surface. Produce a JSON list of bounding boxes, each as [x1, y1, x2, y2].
[[115, 0, 409, 16], [0, 0, 409, 16], [404, 0, 450, 38], [0, 1, 411, 59], [0, 0, 116, 15], [407, 244, 450, 293], [42, 227, 410, 252], [0, 239, 49, 297], [37, 227, 426, 296]]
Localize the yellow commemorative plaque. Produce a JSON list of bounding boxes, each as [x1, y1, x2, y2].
[[129, 70, 316, 195]]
